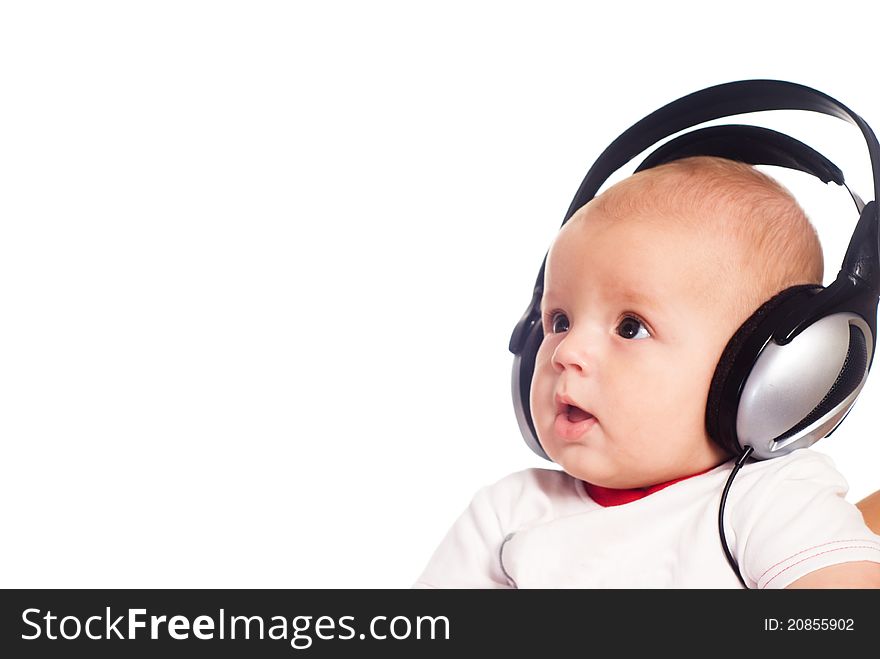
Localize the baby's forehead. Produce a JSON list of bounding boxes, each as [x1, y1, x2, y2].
[[546, 209, 730, 305], [554, 190, 727, 258]]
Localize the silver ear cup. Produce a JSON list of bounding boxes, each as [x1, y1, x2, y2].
[[736, 313, 873, 459]]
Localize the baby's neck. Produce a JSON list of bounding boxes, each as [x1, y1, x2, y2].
[[584, 465, 718, 507]]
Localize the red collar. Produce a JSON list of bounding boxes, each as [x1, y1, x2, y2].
[[583, 465, 716, 507]]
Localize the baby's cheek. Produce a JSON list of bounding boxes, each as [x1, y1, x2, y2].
[[619, 365, 697, 426], [536, 387, 557, 426], [643, 375, 708, 431], [529, 360, 553, 423]]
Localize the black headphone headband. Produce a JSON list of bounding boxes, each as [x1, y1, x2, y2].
[[633, 124, 862, 212], [564, 79, 880, 222]]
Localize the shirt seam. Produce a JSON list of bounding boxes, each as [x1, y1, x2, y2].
[[757, 538, 880, 582], [762, 545, 880, 588]]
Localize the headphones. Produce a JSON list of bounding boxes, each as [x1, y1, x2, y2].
[[509, 79, 880, 466]]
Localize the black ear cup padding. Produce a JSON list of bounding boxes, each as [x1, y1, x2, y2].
[[705, 284, 823, 454]]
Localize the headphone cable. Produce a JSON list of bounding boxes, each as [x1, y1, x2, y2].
[[718, 445, 754, 588]]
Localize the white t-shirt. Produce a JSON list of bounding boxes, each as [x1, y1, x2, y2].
[[413, 449, 880, 588]]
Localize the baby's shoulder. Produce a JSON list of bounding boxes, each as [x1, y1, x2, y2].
[[741, 448, 845, 485], [472, 467, 581, 523], [734, 448, 850, 505]]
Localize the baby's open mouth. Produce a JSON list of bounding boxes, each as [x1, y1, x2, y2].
[[554, 397, 598, 441], [566, 404, 594, 423]]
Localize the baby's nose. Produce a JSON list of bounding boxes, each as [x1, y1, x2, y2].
[[551, 333, 594, 373]]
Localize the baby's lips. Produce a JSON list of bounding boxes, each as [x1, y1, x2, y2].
[[554, 392, 596, 420]]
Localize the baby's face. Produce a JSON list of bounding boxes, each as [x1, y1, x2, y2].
[[530, 203, 735, 488]]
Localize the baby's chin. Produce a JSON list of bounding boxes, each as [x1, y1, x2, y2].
[[543, 441, 658, 489], [544, 442, 619, 485]]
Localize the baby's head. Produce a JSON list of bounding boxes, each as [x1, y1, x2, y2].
[[530, 156, 824, 488]]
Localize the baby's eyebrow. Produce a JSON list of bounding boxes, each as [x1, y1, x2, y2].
[[618, 288, 658, 308]]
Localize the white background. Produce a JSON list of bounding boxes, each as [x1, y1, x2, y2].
[[2, 1, 879, 588]]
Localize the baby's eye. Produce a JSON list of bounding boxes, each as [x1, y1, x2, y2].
[[545, 311, 569, 334], [617, 315, 650, 340]]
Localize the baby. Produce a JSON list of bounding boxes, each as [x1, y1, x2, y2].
[[414, 156, 880, 588]]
